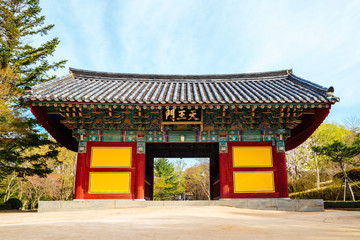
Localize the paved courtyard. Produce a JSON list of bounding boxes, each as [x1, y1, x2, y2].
[[0, 206, 359, 240]]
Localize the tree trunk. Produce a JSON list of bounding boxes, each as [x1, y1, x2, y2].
[[336, 178, 344, 201], [339, 161, 347, 201], [340, 161, 356, 201], [315, 160, 320, 189], [347, 181, 355, 201], [18, 180, 23, 201], [199, 182, 210, 200], [343, 166, 356, 201], [343, 180, 347, 201], [3, 173, 18, 202], [21, 199, 28, 211]]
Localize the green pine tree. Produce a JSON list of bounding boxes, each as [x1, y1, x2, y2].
[[0, 0, 66, 95], [153, 158, 181, 200], [0, 0, 65, 181]]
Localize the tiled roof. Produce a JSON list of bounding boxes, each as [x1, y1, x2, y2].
[[23, 68, 339, 105]]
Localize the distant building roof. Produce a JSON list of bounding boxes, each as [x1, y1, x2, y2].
[[23, 68, 339, 105]]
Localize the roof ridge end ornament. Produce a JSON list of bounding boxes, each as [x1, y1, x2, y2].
[[326, 86, 334, 96], [325, 86, 340, 103], [69, 68, 75, 79]]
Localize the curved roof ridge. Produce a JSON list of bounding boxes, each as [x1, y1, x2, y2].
[[69, 67, 292, 80]]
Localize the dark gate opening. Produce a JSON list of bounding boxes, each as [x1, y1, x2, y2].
[[145, 143, 220, 200]]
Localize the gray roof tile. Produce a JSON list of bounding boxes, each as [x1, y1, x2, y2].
[[23, 68, 340, 104]]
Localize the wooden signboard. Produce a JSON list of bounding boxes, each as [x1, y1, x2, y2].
[[161, 107, 202, 125]]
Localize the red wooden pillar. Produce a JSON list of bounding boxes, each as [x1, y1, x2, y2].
[[74, 152, 86, 199], [135, 153, 146, 200], [219, 153, 230, 198], [276, 151, 289, 198]]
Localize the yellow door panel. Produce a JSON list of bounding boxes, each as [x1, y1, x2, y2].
[[232, 146, 272, 167], [89, 172, 131, 193], [233, 171, 275, 193], [91, 147, 132, 168]]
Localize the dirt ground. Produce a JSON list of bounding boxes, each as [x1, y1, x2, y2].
[[0, 206, 359, 240]]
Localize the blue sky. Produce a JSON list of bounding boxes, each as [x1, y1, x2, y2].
[[38, 0, 360, 124]]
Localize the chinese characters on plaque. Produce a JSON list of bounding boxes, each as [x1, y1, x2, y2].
[[161, 107, 202, 124]]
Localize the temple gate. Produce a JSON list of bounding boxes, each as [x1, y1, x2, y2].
[[23, 68, 339, 200]]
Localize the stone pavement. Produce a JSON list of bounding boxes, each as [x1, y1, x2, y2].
[[0, 206, 359, 240]]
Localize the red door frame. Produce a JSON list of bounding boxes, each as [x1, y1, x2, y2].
[[76, 142, 139, 199], [226, 141, 287, 198]]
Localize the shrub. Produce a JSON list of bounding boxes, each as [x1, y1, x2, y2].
[[0, 203, 11, 210], [288, 172, 316, 193], [324, 201, 360, 208], [333, 168, 360, 182], [5, 198, 22, 210], [290, 182, 360, 200]]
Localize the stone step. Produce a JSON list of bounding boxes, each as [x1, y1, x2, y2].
[[38, 199, 324, 212]]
